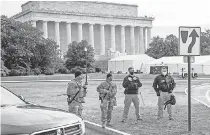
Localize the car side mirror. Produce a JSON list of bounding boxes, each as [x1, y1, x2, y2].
[[18, 95, 25, 101]]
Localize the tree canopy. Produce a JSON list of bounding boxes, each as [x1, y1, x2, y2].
[[146, 30, 210, 59], [64, 40, 95, 70], [1, 15, 60, 76]]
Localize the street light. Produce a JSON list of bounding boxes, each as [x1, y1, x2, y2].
[[84, 47, 88, 85]]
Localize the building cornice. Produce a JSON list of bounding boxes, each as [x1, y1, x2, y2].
[[74, 1, 138, 7], [11, 9, 154, 21], [21, 1, 138, 8]]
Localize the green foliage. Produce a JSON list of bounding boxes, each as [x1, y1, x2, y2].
[[44, 67, 54, 75], [1, 15, 59, 76], [58, 67, 70, 74], [201, 30, 210, 55], [64, 40, 95, 70], [30, 68, 42, 75], [146, 36, 168, 59], [146, 31, 210, 59], [70, 66, 86, 74], [9, 66, 29, 76], [1, 61, 10, 76]]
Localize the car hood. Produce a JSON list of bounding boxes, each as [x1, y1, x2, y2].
[[1, 104, 82, 134]]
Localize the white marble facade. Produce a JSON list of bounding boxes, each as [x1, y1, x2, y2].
[[12, 1, 154, 60]]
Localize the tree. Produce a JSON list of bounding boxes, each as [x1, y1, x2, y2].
[[164, 34, 179, 56], [146, 35, 179, 59], [146, 36, 166, 59], [1, 15, 59, 75], [201, 29, 210, 55], [64, 40, 95, 70]]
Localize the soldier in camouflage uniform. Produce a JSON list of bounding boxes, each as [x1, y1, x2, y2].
[[97, 73, 117, 128], [153, 67, 176, 120], [67, 71, 87, 117]]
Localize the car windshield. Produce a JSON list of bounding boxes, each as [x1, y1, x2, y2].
[[1, 86, 26, 107]]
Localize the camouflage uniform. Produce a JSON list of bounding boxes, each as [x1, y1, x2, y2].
[[97, 81, 117, 124], [153, 74, 176, 119], [67, 79, 87, 117]]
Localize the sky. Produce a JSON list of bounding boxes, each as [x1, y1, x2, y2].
[[1, 0, 210, 37]]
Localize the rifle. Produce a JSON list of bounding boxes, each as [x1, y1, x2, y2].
[[67, 91, 80, 104]]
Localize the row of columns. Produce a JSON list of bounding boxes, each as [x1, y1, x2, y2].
[[31, 20, 151, 55]]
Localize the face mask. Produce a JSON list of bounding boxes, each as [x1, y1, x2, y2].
[[162, 72, 167, 76], [130, 72, 134, 75]]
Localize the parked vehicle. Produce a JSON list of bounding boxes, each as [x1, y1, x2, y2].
[[1, 86, 85, 135]]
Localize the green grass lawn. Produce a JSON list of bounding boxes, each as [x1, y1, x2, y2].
[[2, 73, 210, 82], [2, 79, 210, 135]]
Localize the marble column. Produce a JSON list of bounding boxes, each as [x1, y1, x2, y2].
[[89, 23, 94, 48], [66, 22, 71, 46], [100, 24, 105, 55], [42, 21, 48, 39], [147, 27, 152, 50], [78, 23, 83, 42], [111, 25, 116, 51], [31, 20, 36, 27], [139, 27, 145, 54], [55, 21, 60, 49], [130, 26, 135, 55], [143, 27, 147, 51], [121, 25, 125, 53]]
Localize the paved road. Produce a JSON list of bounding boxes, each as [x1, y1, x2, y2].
[[188, 84, 210, 107], [85, 128, 105, 135]]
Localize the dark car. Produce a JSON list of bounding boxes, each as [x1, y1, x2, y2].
[[1, 86, 85, 135]]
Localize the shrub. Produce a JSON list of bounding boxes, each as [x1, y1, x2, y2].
[[9, 66, 28, 76], [58, 67, 70, 74], [71, 66, 86, 73], [87, 67, 95, 73], [1, 63, 10, 76], [9, 69, 21, 76], [44, 68, 54, 75], [95, 67, 101, 73], [31, 68, 42, 75]]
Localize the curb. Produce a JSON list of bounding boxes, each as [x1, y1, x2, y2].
[[184, 83, 210, 108], [84, 120, 131, 135]]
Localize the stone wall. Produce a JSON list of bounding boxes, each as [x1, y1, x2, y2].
[[22, 1, 138, 17]]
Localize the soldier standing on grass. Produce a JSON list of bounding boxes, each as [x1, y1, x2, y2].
[[67, 71, 87, 117], [153, 67, 176, 120], [121, 67, 143, 123], [97, 73, 117, 128]]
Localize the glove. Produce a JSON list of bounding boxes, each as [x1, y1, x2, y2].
[[104, 89, 111, 94], [83, 85, 87, 89], [156, 92, 160, 96]]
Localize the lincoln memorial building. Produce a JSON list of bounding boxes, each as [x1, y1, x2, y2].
[[11, 1, 154, 70]]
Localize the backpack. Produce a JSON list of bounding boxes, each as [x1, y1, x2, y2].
[[164, 94, 176, 110]]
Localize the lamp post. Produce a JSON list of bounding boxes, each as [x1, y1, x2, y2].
[[84, 47, 88, 85]]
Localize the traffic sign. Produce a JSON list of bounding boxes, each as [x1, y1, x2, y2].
[[179, 27, 201, 56], [183, 56, 195, 63]]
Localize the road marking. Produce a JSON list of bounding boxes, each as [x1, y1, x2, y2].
[[206, 90, 210, 103], [85, 120, 131, 135], [185, 84, 210, 108]]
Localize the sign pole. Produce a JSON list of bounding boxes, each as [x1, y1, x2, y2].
[[188, 55, 191, 132]]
